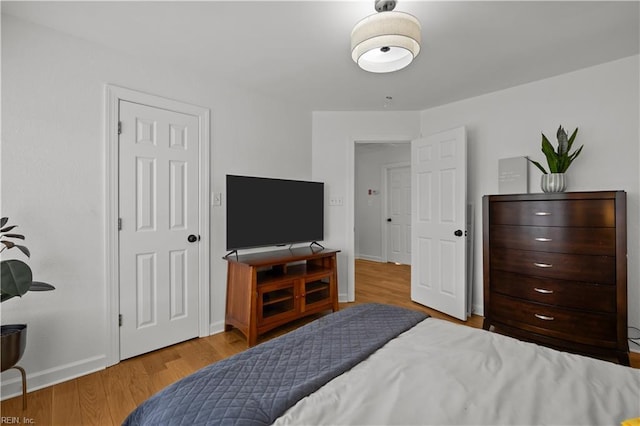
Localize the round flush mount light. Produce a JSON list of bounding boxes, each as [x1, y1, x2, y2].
[[351, 1, 421, 73]]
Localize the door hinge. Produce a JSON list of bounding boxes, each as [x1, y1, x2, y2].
[[118, 121, 122, 135], [118, 218, 122, 231], [119, 314, 123, 327]]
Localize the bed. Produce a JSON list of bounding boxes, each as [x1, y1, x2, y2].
[[123, 303, 640, 426]]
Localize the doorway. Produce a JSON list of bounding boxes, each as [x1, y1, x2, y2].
[[353, 141, 411, 296], [348, 128, 469, 321]]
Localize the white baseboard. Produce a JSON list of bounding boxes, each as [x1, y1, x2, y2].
[[209, 319, 226, 336], [1, 355, 106, 401], [471, 303, 484, 316], [339, 292, 351, 303], [355, 254, 384, 262]]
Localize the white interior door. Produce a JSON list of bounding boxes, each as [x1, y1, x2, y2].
[[118, 100, 200, 359], [386, 165, 411, 265], [410, 127, 467, 321]]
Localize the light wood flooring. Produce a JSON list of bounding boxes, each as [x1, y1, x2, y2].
[[1, 259, 637, 425]]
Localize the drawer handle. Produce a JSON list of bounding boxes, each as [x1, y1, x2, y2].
[[534, 212, 551, 216], [534, 287, 554, 294], [535, 313, 555, 321], [534, 237, 552, 242], [534, 262, 553, 268]]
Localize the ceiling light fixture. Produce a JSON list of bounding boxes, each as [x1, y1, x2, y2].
[[351, 0, 421, 73]]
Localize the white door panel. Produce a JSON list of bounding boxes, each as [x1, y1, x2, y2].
[[411, 127, 467, 321], [119, 100, 200, 359], [387, 166, 411, 265]]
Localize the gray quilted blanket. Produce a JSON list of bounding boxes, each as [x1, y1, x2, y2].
[[122, 303, 428, 426]]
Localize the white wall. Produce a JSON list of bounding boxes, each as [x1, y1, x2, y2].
[[1, 15, 311, 397], [355, 143, 410, 261], [312, 56, 640, 341]]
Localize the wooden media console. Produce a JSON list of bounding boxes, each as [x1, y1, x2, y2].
[[224, 247, 340, 346]]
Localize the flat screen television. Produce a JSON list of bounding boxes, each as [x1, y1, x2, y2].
[[226, 175, 324, 251]]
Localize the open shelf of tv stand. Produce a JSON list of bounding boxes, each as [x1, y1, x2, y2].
[[224, 247, 340, 346]]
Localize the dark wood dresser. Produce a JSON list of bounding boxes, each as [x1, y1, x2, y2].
[[482, 191, 629, 365]]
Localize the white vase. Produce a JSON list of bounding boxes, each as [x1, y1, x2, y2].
[[541, 173, 566, 192]]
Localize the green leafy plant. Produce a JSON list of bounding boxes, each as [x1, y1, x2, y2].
[[528, 125, 583, 174], [1, 217, 54, 303]]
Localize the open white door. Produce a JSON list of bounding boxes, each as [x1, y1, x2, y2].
[[410, 127, 467, 321]]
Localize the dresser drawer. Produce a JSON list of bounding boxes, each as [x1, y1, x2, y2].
[[490, 199, 615, 227], [490, 293, 617, 347], [490, 225, 615, 255], [490, 248, 615, 284], [491, 270, 616, 313]]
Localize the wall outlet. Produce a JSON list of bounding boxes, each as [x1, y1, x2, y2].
[[329, 196, 343, 206]]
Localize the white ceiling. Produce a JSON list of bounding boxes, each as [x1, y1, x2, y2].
[[3, 1, 639, 111]]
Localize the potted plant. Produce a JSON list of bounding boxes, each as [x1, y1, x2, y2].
[[1, 217, 54, 377], [528, 125, 583, 192]]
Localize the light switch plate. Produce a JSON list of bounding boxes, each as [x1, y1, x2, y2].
[[329, 196, 343, 206]]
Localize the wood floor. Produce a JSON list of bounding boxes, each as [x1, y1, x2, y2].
[[1, 259, 637, 425]]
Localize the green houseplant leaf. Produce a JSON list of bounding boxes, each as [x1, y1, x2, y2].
[[528, 125, 582, 174], [0, 217, 55, 303], [0, 259, 33, 302], [557, 126, 569, 155], [540, 135, 558, 173], [528, 159, 548, 174], [566, 127, 578, 151], [1, 241, 30, 257]]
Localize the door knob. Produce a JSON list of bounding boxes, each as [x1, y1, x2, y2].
[[387, 218, 392, 222], [454, 229, 463, 237], [187, 234, 200, 243]]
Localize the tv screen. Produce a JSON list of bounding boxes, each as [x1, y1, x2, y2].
[[226, 175, 324, 250]]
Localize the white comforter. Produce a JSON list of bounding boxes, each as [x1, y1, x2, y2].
[[274, 318, 640, 426]]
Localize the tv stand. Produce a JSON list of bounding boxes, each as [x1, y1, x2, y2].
[[223, 247, 340, 346]]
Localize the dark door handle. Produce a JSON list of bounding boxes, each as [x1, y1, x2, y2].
[[387, 218, 392, 222], [188, 234, 200, 243], [454, 229, 463, 237]]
